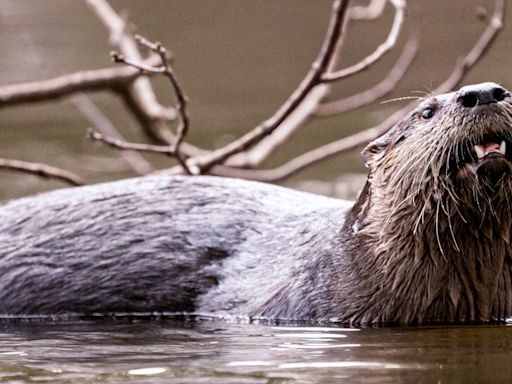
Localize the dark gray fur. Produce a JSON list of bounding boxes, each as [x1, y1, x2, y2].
[[2, 82, 512, 325], [0, 176, 352, 320]]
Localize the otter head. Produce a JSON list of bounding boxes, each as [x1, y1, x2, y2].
[[344, 83, 512, 324], [361, 82, 512, 223]]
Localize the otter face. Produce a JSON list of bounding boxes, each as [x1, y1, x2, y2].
[[363, 82, 512, 200], [351, 84, 512, 324]]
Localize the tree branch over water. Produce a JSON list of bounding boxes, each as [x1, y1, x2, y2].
[[0, 0, 506, 187], [91, 34, 193, 174], [217, 0, 505, 182], [0, 159, 83, 186]]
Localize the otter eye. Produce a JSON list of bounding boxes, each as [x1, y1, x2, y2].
[[421, 107, 436, 120]]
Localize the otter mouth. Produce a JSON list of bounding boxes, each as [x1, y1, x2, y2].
[[470, 138, 508, 164], [450, 134, 512, 166], [450, 133, 512, 184]]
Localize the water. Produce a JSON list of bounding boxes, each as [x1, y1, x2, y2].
[[0, 320, 509, 383], [1, 1, 512, 382]]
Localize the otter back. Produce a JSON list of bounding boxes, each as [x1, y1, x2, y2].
[[0, 175, 351, 319]]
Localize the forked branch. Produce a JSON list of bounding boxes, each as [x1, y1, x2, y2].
[[194, 0, 408, 170], [322, 0, 406, 82], [91, 35, 193, 173], [186, 0, 352, 173], [316, 37, 418, 116], [219, 0, 505, 182]]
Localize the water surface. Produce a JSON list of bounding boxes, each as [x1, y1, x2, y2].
[[0, 320, 510, 383]]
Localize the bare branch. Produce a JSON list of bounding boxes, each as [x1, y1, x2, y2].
[[225, 83, 333, 168], [111, 52, 165, 73], [87, 129, 191, 173], [186, 0, 351, 173], [111, 35, 192, 173], [134, 35, 190, 157], [225, 0, 409, 169], [209, 111, 399, 182], [435, 0, 506, 93], [0, 64, 147, 107], [218, 0, 505, 182], [86, 0, 180, 144], [88, 130, 174, 154], [321, 0, 406, 83], [350, 0, 387, 20], [316, 37, 418, 116], [0, 159, 84, 186]]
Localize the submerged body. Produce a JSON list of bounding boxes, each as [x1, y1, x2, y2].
[[1, 82, 512, 325]]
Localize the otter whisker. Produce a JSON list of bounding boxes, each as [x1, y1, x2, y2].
[[445, 145, 453, 174], [435, 199, 447, 260], [385, 145, 435, 200], [472, 180, 482, 210], [413, 190, 434, 234], [454, 138, 461, 166], [405, 139, 437, 191], [414, 140, 444, 191], [381, 96, 424, 104], [486, 190, 498, 220], [505, 180, 512, 213], [379, 190, 419, 240], [441, 198, 460, 252], [440, 178, 459, 204], [387, 153, 429, 201]]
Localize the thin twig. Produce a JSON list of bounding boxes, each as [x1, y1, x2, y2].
[[226, 19, 350, 168], [88, 130, 176, 155], [316, 37, 418, 116], [321, 0, 406, 83], [0, 63, 150, 107], [134, 35, 190, 159], [0, 158, 84, 186], [111, 35, 192, 173], [435, 0, 505, 93], [186, 0, 351, 173], [86, 0, 180, 144], [113, 86, 203, 157], [209, 113, 399, 182]]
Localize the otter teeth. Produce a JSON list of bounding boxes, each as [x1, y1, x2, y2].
[[473, 141, 506, 159], [500, 140, 506, 155], [474, 145, 485, 159]]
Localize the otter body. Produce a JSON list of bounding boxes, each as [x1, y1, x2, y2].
[[1, 82, 512, 325], [0, 176, 352, 320]]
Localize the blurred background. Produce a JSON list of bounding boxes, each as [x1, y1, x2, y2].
[[0, 0, 510, 200]]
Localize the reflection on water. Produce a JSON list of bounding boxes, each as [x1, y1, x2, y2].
[[0, 320, 510, 383]]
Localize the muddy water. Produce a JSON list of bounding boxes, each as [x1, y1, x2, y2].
[[0, 320, 510, 384], [1, 1, 512, 383]]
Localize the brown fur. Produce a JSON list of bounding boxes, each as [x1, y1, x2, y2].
[[335, 84, 512, 324]]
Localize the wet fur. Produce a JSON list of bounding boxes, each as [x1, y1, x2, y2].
[[1, 84, 512, 325], [346, 86, 512, 324], [0, 176, 351, 320]]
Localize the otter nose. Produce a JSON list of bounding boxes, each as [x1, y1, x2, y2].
[[457, 82, 509, 108]]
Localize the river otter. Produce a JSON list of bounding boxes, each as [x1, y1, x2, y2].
[[0, 82, 511, 325]]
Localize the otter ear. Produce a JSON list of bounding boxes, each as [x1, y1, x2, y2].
[[361, 133, 390, 168]]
